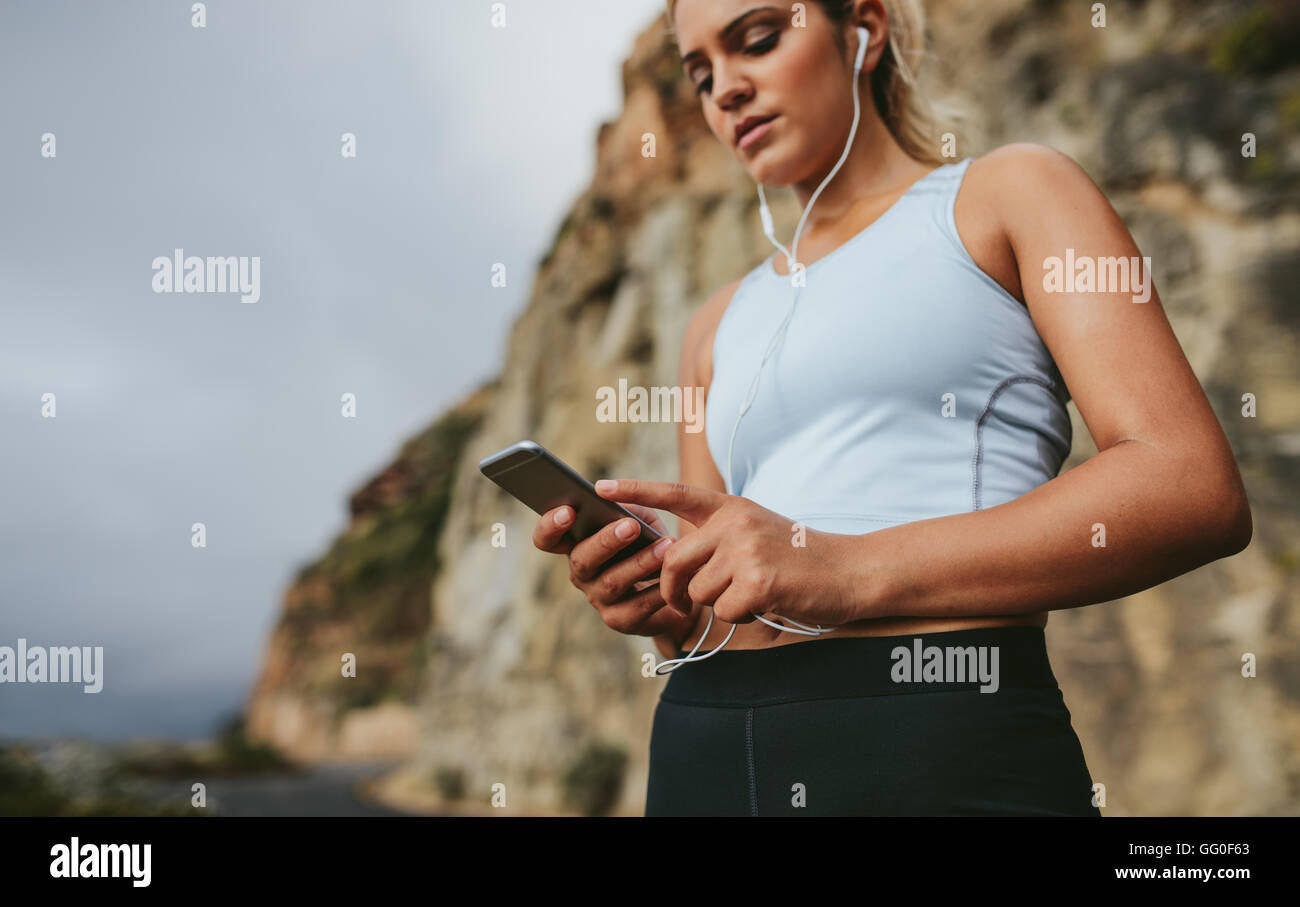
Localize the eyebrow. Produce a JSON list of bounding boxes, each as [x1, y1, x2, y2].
[[679, 5, 779, 68]]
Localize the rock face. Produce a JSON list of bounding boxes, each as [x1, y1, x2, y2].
[[248, 0, 1300, 815], [245, 387, 492, 762]]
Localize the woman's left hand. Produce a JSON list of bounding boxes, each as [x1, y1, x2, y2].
[[593, 478, 860, 628]]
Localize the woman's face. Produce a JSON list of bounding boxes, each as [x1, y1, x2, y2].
[[674, 1, 855, 186]]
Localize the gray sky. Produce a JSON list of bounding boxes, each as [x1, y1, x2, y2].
[[0, 0, 667, 740]]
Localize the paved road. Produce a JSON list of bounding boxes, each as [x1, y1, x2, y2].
[[144, 762, 416, 817]]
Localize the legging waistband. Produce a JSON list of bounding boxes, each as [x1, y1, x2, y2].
[[659, 626, 1059, 708]]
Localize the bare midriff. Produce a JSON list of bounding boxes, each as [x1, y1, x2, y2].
[[679, 610, 1048, 652]]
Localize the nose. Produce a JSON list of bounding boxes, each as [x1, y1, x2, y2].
[[711, 61, 752, 113]]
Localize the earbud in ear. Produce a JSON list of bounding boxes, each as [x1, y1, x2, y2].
[[854, 26, 870, 73]]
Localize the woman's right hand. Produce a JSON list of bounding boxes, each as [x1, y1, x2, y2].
[[532, 504, 696, 643]]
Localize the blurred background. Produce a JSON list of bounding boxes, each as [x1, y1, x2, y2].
[[1, 0, 1297, 817]]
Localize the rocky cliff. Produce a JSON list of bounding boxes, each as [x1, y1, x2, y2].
[[247, 0, 1300, 815], [245, 387, 491, 761]]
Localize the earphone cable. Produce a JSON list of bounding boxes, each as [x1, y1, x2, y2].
[[653, 26, 870, 674]]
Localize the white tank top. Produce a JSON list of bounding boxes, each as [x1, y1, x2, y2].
[[705, 158, 1072, 535]]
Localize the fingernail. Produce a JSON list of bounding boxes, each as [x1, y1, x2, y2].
[[554, 507, 571, 527], [615, 518, 638, 540], [595, 479, 617, 494], [652, 538, 671, 558]]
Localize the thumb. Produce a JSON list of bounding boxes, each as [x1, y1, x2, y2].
[[620, 502, 669, 536]]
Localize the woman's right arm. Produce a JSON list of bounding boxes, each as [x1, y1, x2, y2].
[[649, 279, 739, 659], [529, 279, 741, 658]]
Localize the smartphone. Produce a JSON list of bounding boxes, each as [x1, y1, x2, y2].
[[478, 440, 664, 564]]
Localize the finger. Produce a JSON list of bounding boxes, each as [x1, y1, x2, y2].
[[686, 560, 731, 610], [633, 599, 697, 637], [596, 536, 675, 606], [533, 506, 576, 555], [598, 582, 694, 636], [620, 502, 670, 537], [657, 530, 717, 614], [712, 583, 758, 625], [594, 479, 726, 528], [569, 514, 652, 583], [583, 537, 671, 609]]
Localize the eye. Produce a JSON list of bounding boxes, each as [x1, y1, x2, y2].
[[693, 30, 780, 96], [745, 31, 779, 56]]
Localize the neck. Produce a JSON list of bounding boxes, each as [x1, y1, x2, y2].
[[788, 92, 928, 232]]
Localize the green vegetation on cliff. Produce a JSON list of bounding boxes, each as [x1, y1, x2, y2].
[[269, 387, 490, 716]]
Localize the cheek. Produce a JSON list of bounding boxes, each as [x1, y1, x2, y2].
[[792, 78, 840, 124], [707, 109, 729, 145], [771, 60, 836, 133]]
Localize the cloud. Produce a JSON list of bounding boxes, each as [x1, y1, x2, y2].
[[0, 0, 663, 740]]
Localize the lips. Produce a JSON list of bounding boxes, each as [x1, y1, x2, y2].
[[735, 114, 777, 146]]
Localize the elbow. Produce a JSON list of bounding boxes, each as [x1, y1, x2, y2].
[[1213, 486, 1253, 557]]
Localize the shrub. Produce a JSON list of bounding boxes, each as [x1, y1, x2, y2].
[[214, 715, 293, 773], [434, 766, 466, 802], [0, 747, 69, 816], [562, 742, 628, 817]]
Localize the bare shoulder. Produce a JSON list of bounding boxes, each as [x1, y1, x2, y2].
[[951, 144, 1088, 304], [965, 143, 1110, 232], [680, 275, 745, 389], [955, 144, 1124, 306], [967, 142, 1092, 187]]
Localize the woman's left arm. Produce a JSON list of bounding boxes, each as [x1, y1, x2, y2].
[[842, 143, 1252, 620], [598, 145, 1253, 626]]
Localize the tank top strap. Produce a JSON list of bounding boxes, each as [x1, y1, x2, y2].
[[904, 156, 974, 259], [906, 156, 1073, 409]]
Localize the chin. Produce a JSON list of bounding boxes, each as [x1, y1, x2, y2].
[[743, 146, 802, 187]]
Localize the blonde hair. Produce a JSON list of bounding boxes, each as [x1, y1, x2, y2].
[[665, 0, 962, 166]]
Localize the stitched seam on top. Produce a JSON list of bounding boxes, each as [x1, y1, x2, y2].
[[745, 708, 758, 817], [971, 374, 1057, 511]]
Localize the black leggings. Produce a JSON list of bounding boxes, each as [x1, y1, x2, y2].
[[645, 626, 1101, 816]]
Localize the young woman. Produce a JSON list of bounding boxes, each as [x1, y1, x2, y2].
[[532, 0, 1252, 816]]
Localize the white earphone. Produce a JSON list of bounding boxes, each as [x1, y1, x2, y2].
[[655, 26, 872, 675]]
